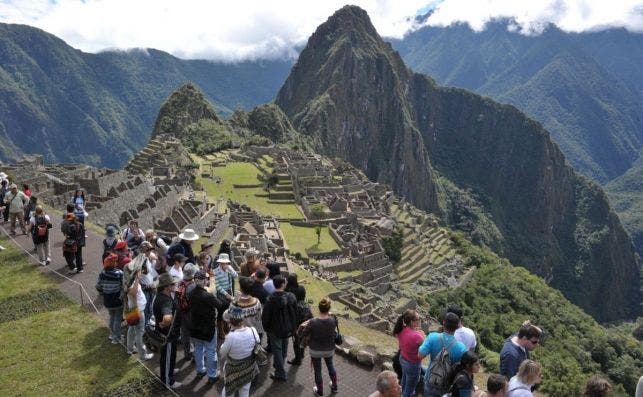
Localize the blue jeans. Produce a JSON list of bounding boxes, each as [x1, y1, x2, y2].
[[192, 333, 218, 379], [127, 312, 148, 359], [107, 306, 123, 341], [269, 333, 289, 379], [400, 355, 421, 397], [143, 289, 154, 327], [311, 355, 337, 394]]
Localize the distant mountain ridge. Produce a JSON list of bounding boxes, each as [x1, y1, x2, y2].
[[0, 23, 293, 167], [276, 5, 641, 322]]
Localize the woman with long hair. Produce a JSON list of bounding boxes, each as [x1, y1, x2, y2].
[[448, 351, 481, 397], [507, 360, 542, 397], [302, 297, 339, 396], [219, 306, 260, 397], [72, 189, 86, 227], [393, 309, 424, 397], [583, 375, 612, 397]]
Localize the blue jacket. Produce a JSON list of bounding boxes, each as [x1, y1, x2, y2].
[[500, 335, 529, 379]]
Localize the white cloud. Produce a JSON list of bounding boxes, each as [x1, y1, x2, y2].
[[0, 0, 641, 61], [426, 0, 643, 35]]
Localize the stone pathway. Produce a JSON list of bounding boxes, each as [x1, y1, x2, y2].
[[1, 215, 380, 396]]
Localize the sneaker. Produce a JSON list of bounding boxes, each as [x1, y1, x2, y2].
[[141, 353, 154, 361], [169, 381, 183, 389], [207, 376, 219, 384], [110, 339, 120, 345], [288, 359, 302, 365], [127, 348, 137, 355], [40, 260, 46, 266], [195, 372, 207, 378], [313, 386, 323, 396], [330, 381, 338, 393], [45, 258, 51, 265], [67, 268, 77, 274], [77, 268, 84, 273], [269, 372, 287, 382]]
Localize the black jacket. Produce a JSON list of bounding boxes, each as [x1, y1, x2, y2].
[[251, 280, 269, 304], [261, 290, 297, 338], [188, 285, 224, 341]]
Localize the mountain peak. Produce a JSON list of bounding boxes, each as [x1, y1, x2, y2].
[[152, 83, 220, 138]]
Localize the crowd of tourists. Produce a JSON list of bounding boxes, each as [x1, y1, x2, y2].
[[1, 176, 638, 397]]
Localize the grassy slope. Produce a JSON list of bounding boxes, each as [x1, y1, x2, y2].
[[194, 156, 303, 219], [279, 222, 341, 257], [0, 236, 147, 396]]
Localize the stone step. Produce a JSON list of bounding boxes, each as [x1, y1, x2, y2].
[[398, 256, 432, 283], [401, 245, 423, 263]]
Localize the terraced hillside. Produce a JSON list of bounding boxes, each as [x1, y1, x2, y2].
[[390, 202, 458, 284]]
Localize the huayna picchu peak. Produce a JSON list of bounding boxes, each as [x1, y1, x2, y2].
[[276, 5, 640, 322]]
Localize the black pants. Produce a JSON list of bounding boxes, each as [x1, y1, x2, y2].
[[63, 247, 83, 271], [160, 339, 178, 386], [292, 335, 304, 362]]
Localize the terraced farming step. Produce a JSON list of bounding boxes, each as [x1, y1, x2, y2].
[[398, 256, 433, 283]]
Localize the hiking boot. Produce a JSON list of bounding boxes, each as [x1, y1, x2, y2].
[[287, 359, 302, 365], [330, 381, 338, 393], [207, 376, 220, 384]]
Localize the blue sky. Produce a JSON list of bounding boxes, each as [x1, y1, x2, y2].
[[1, 0, 641, 61]]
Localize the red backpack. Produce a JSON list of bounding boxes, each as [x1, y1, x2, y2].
[[35, 216, 48, 237]]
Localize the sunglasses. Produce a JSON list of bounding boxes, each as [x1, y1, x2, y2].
[[530, 339, 540, 345]]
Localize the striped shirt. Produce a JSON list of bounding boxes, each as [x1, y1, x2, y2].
[[214, 266, 237, 295]]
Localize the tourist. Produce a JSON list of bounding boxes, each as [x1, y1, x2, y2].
[[177, 262, 198, 359], [72, 189, 86, 227], [506, 360, 542, 397], [169, 253, 187, 280], [0, 179, 8, 223], [418, 312, 468, 397], [153, 273, 183, 389], [446, 304, 477, 351], [448, 351, 480, 397], [368, 370, 402, 397], [199, 241, 216, 269], [582, 375, 612, 397], [240, 248, 260, 277], [28, 205, 52, 266], [196, 251, 211, 280], [214, 253, 238, 339], [102, 224, 120, 261], [96, 253, 124, 344], [300, 297, 339, 396], [167, 228, 199, 264], [499, 321, 542, 379], [217, 239, 233, 265], [4, 183, 28, 236], [393, 309, 424, 397], [114, 240, 131, 270], [636, 375, 643, 397], [250, 267, 269, 304], [126, 267, 154, 361], [145, 229, 169, 268], [139, 241, 158, 327], [263, 262, 281, 295], [219, 306, 261, 397], [482, 374, 508, 397], [122, 219, 145, 255], [23, 195, 37, 226], [61, 212, 85, 273], [261, 274, 297, 382], [287, 272, 310, 366], [22, 183, 32, 197], [189, 270, 224, 384], [224, 277, 263, 341]]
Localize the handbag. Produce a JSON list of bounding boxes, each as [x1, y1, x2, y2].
[[124, 303, 141, 326], [145, 309, 176, 350], [251, 327, 268, 366], [334, 315, 343, 345]]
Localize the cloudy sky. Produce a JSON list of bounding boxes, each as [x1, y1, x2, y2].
[[1, 0, 642, 61]]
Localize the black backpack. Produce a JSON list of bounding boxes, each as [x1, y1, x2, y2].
[[427, 334, 457, 392], [296, 300, 313, 325]]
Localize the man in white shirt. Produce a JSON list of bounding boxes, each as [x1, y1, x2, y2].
[[447, 304, 477, 351]]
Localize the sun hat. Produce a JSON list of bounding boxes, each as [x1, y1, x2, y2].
[[178, 228, 199, 241], [157, 273, 181, 289], [105, 224, 118, 237], [217, 253, 231, 263], [140, 241, 154, 251], [183, 263, 198, 280]]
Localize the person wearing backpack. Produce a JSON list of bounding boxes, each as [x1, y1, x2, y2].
[[418, 312, 468, 397], [96, 254, 124, 344], [29, 206, 52, 266], [102, 224, 120, 261], [61, 212, 86, 273], [176, 263, 198, 360], [122, 219, 145, 256]]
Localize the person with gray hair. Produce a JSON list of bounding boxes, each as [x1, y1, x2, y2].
[[368, 370, 402, 397]]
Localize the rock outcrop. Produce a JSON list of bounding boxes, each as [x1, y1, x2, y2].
[[152, 83, 220, 138]]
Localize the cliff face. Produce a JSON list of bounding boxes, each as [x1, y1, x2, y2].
[[152, 83, 220, 138], [276, 6, 641, 321], [276, 6, 440, 211]]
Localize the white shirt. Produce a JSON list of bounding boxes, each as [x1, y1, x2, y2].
[[128, 284, 147, 310], [455, 326, 477, 350], [141, 258, 158, 287], [169, 265, 183, 280], [29, 214, 51, 225], [219, 327, 257, 360]]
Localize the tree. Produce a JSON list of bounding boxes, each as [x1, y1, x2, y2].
[[315, 224, 322, 245], [382, 228, 403, 263], [310, 204, 326, 245]]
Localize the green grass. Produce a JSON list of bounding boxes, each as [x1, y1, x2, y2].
[[194, 156, 302, 219], [337, 269, 363, 279], [0, 236, 148, 396], [279, 222, 340, 258]]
